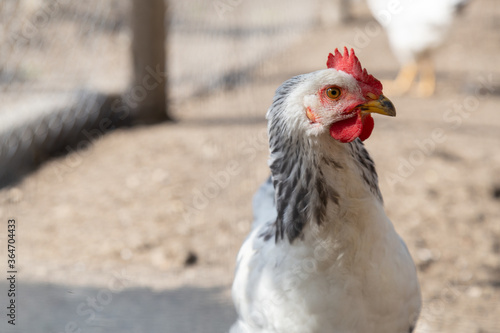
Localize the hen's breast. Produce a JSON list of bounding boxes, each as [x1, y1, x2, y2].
[[231, 198, 421, 333]]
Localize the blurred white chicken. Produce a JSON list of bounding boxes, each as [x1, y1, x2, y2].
[[367, 0, 469, 97], [230, 48, 421, 333]]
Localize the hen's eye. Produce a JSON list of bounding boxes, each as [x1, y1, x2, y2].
[[326, 87, 341, 100]]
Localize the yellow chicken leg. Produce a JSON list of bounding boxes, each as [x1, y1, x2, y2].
[[416, 56, 436, 98], [382, 62, 418, 97]]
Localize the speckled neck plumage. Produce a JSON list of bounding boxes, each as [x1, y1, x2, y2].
[[263, 75, 383, 243]]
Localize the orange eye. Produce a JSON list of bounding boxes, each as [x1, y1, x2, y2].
[[326, 87, 341, 100]]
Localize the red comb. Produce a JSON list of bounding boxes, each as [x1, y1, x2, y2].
[[327, 47, 382, 95]]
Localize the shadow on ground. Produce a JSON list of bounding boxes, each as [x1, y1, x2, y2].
[[0, 281, 236, 333]]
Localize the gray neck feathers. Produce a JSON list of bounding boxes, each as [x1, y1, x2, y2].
[[263, 75, 382, 243]]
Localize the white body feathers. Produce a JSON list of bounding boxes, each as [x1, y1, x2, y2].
[[367, 0, 467, 64], [231, 154, 420, 333]]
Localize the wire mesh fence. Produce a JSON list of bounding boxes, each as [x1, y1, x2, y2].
[[0, 0, 338, 186]]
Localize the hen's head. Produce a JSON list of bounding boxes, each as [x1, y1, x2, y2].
[[268, 47, 395, 143]]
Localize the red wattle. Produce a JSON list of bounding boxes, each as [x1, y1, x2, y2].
[[329, 112, 374, 143], [359, 114, 374, 141], [329, 112, 363, 143]]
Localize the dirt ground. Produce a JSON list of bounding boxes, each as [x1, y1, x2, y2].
[[1, 0, 500, 332]]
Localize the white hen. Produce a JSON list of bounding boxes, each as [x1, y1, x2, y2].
[[367, 0, 468, 96], [230, 48, 421, 333]]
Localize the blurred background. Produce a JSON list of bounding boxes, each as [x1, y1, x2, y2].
[[1, 0, 499, 332]]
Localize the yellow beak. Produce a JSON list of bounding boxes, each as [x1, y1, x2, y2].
[[357, 94, 396, 117]]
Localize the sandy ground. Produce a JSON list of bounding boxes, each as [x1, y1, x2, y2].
[[1, 0, 500, 332]]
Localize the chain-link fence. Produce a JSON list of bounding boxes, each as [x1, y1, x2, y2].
[[0, 0, 342, 187]]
